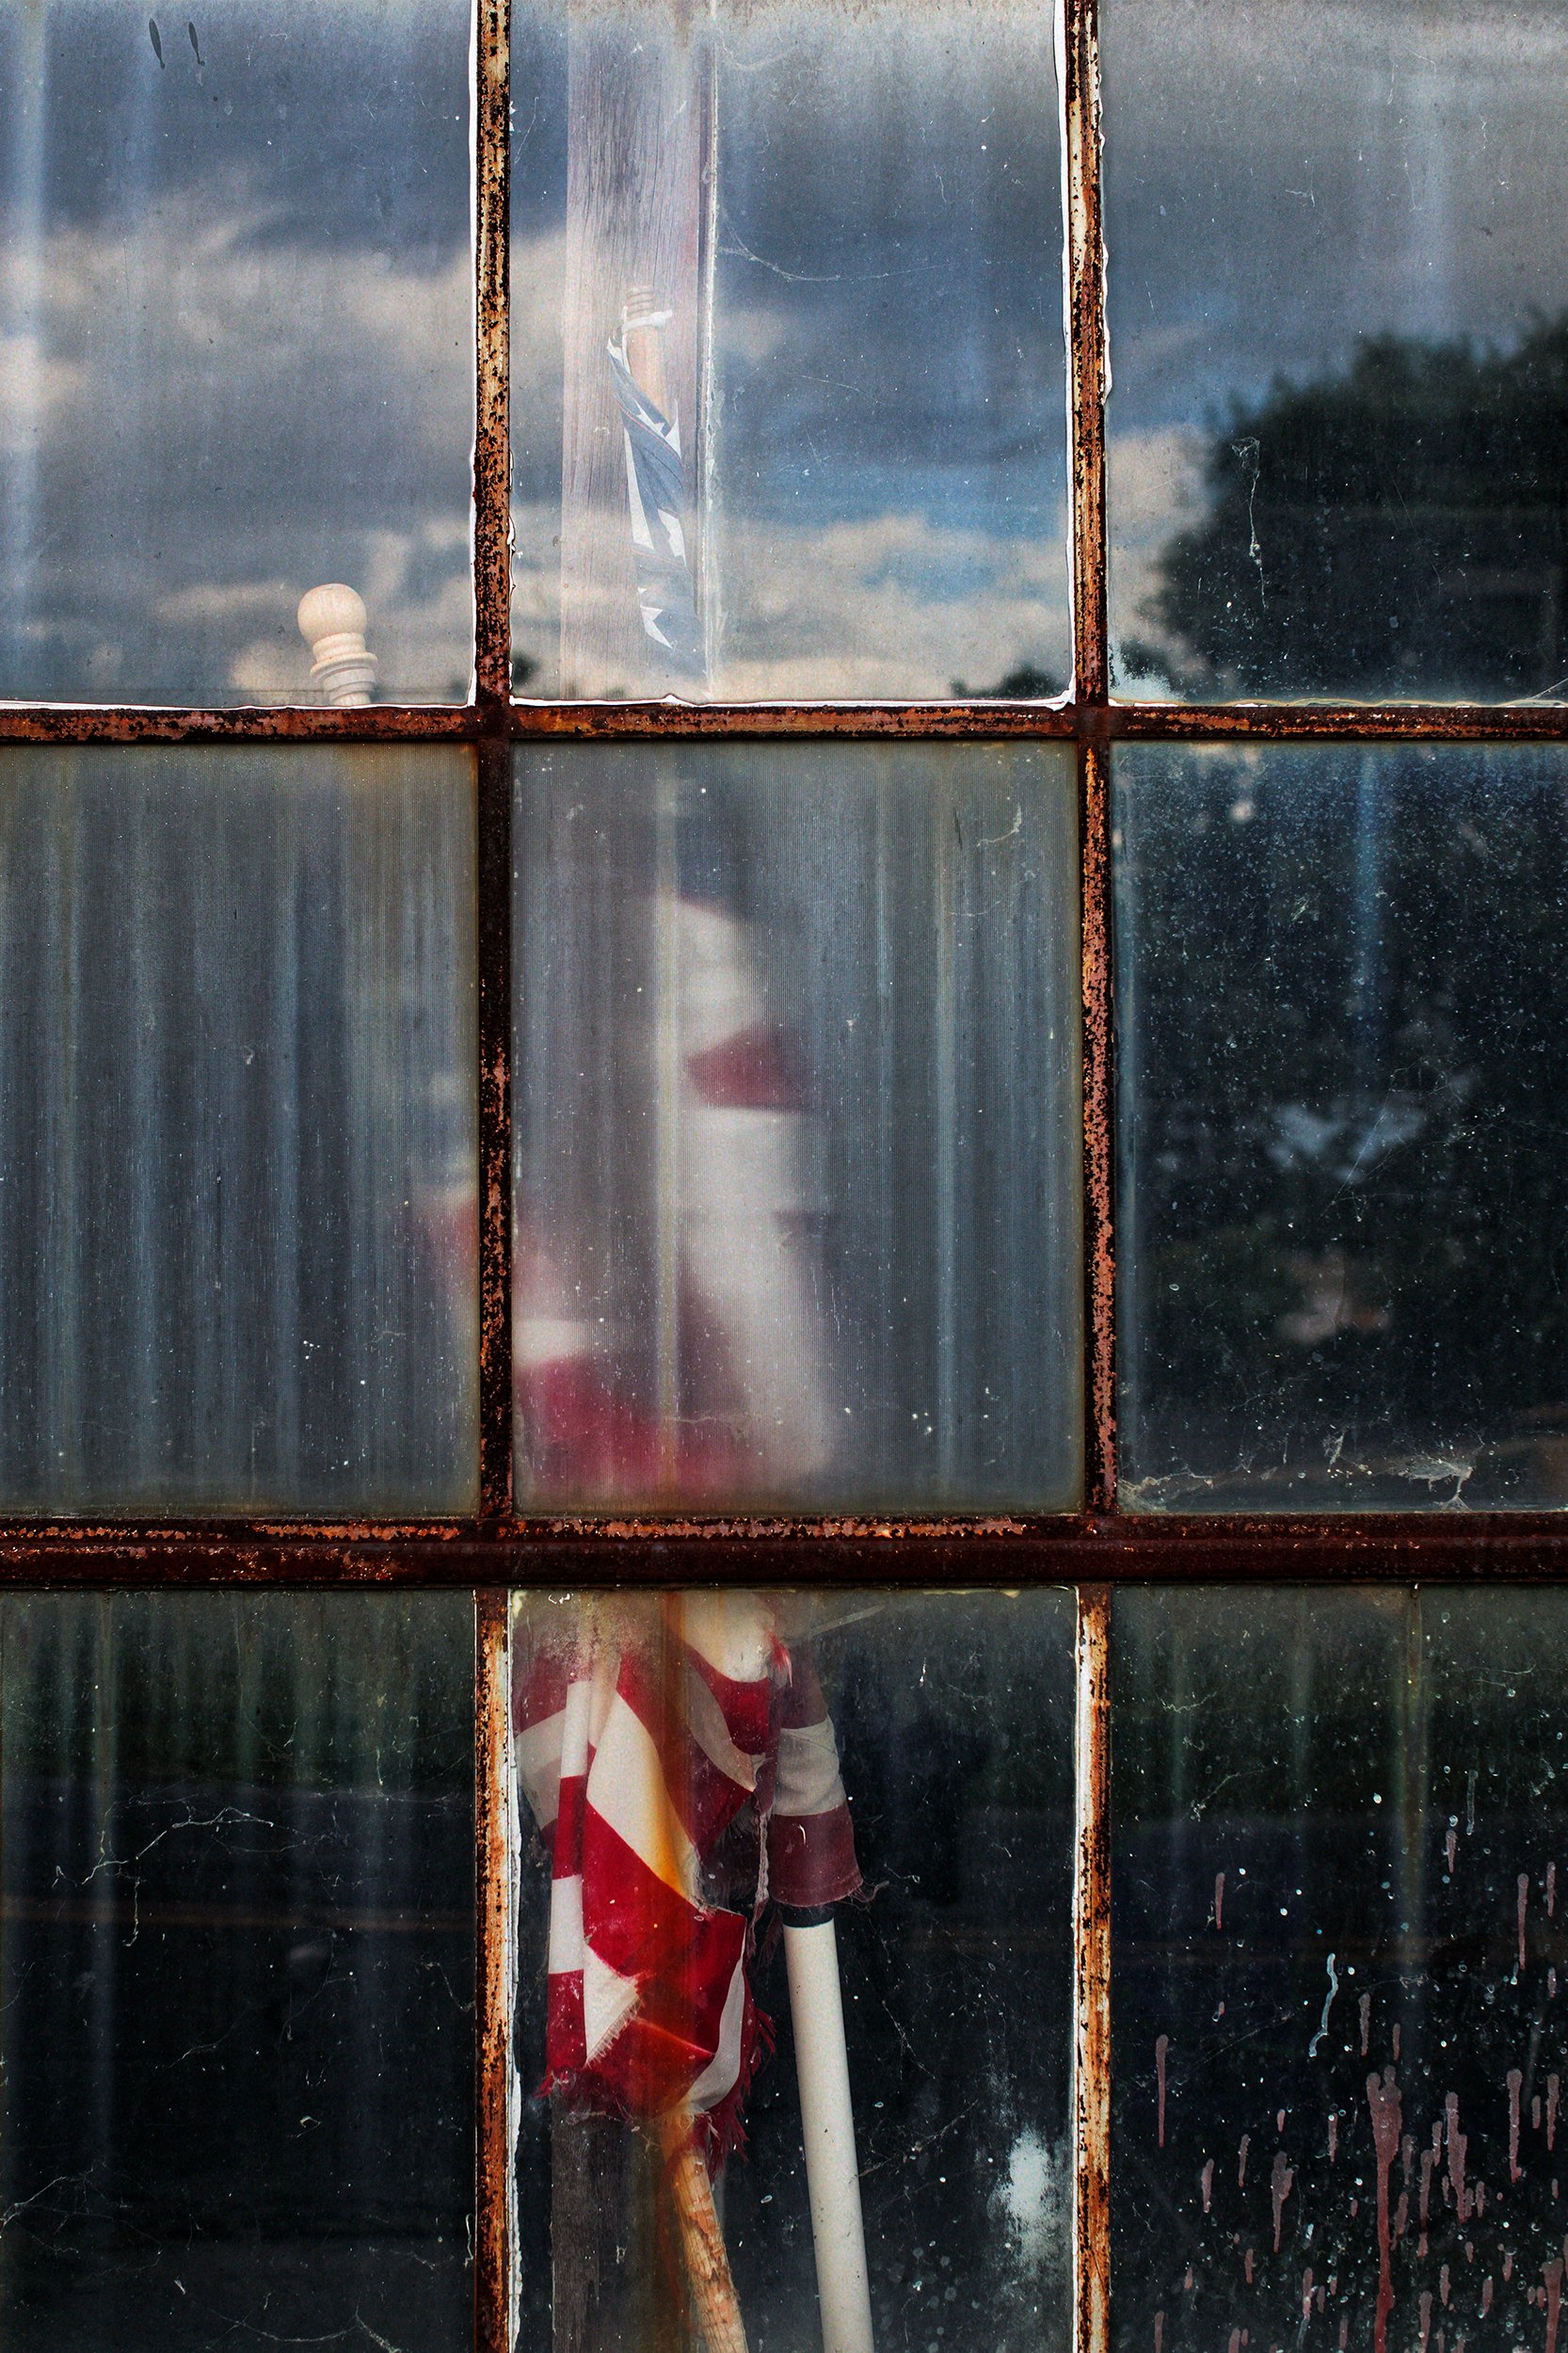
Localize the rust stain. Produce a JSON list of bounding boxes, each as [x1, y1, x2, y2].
[[473, 0, 512, 710], [477, 739, 514, 1521], [1080, 732, 1115, 1511], [1064, 0, 1109, 707], [1074, 1585, 1112, 2353], [474, 1590, 514, 2353]]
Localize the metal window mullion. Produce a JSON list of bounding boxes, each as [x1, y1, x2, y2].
[[1074, 1583, 1113, 2353], [475, 1588, 515, 2353]]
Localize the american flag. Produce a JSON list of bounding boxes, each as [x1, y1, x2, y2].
[[514, 1593, 861, 2165], [607, 299, 705, 680], [515, 847, 838, 1506]]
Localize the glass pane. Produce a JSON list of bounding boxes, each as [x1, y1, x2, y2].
[[0, 1, 472, 704], [1116, 742, 1568, 1511], [0, 1592, 472, 2350], [510, 0, 1069, 701], [513, 742, 1081, 1511], [512, 1588, 1075, 2353], [1115, 1587, 1568, 2353], [1102, 0, 1568, 702], [0, 746, 477, 1513]]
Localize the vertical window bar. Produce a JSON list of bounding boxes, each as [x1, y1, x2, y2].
[[1074, 1583, 1113, 2353], [1063, 0, 1109, 706], [1081, 732, 1116, 1512], [474, 0, 513, 711], [475, 1589, 516, 2353], [474, 0, 515, 1520]]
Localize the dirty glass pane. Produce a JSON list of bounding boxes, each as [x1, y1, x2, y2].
[[0, 1, 472, 704], [0, 747, 477, 1513], [1115, 1587, 1568, 2353], [512, 1588, 1074, 2353], [512, 742, 1081, 1512], [1101, 0, 1568, 702], [1116, 742, 1568, 1511], [0, 1592, 472, 2351], [510, 0, 1069, 701]]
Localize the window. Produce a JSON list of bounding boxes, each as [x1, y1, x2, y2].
[[1, 0, 1565, 2346]]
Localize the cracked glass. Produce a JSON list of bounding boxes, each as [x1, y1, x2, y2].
[[0, 1592, 473, 2351]]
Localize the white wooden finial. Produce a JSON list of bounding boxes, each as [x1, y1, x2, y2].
[[297, 583, 377, 707]]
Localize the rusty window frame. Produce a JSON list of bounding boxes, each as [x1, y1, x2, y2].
[[0, 3, 1563, 2349]]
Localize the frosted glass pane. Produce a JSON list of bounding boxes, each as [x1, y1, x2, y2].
[[1115, 1588, 1568, 2353], [513, 742, 1082, 1512], [1116, 742, 1568, 1512], [0, 747, 477, 1513], [0, 1593, 472, 2352], [1103, 0, 1568, 702], [0, 1, 472, 704], [511, 0, 1069, 700], [512, 1588, 1074, 2353]]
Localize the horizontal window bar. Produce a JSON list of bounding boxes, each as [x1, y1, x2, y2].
[[5, 1518, 1568, 1580], [2, 700, 1568, 744]]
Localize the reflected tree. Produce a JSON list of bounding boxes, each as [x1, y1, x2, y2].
[[1134, 317, 1568, 699]]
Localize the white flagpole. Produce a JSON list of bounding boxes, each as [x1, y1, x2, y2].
[[784, 1916, 876, 2353]]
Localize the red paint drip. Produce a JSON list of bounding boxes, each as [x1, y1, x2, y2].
[[1446, 1827, 1458, 1874], [1339, 2320, 1350, 2350], [1402, 2132, 1415, 2187], [1156, 2035, 1169, 2148], [1522, 1874, 1532, 1973], [1202, 2159, 1214, 2214], [1154, 2313, 1163, 2353], [1301, 2270, 1314, 2318], [1418, 2288, 1432, 2353], [1512, 2068, 1526, 2184], [1368, 2067, 1403, 2353], [1447, 2093, 1470, 2223], [1395, 2191, 1410, 2244], [1328, 2111, 1339, 2162], [1228, 2333, 1240, 2353], [1240, 2133, 1251, 2189], [1483, 2279, 1494, 2317], [1394, 2024, 1402, 2060], [1244, 2249, 1255, 2286], [1440, 2263, 1450, 2308], [1272, 2150, 1296, 2253], [1551, 1861, 1558, 1919], [1550, 2076, 1560, 2153], [1215, 1871, 1224, 1929], [1360, 1993, 1372, 2057], [1506, 2253, 1516, 2283], [1184, 2267, 1193, 2293], [1547, 2258, 1564, 2353]]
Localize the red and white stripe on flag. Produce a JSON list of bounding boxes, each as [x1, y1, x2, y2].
[[515, 1595, 859, 2158]]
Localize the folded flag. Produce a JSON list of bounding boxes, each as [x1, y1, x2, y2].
[[515, 1594, 859, 2166]]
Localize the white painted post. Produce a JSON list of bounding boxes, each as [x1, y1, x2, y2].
[[784, 1916, 876, 2353], [296, 583, 377, 707]]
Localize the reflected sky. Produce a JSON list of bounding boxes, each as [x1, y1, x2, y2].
[[1102, 0, 1568, 695], [0, 0, 472, 704]]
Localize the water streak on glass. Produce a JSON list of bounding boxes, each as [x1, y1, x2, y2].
[[512, 1587, 1074, 2353], [0, 1, 472, 704], [510, 0, 1069, 701], [1101, 0, 1568, 702], [0, 747, 478, 1513], [1115, 1588, 1568, 2353], [0, 1592, 473, 2351], [1116, 742, 1568, 1511], [513, 742, 1081, 1512]]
